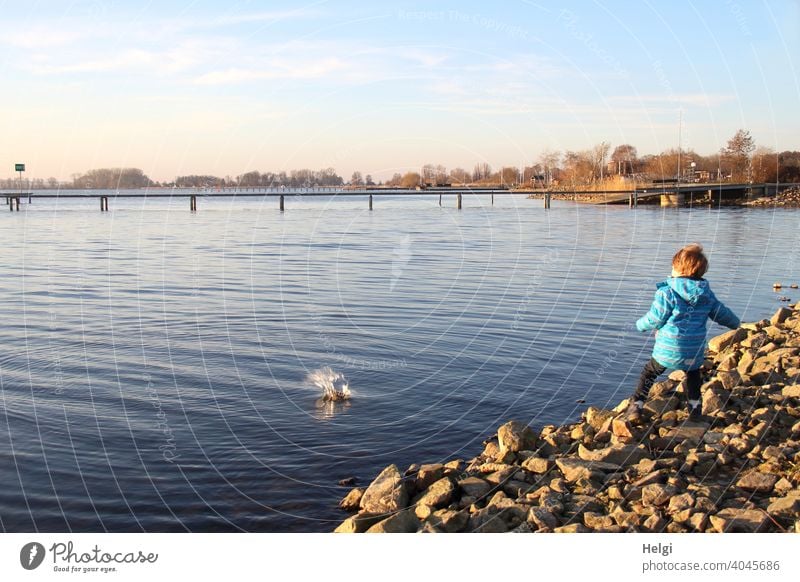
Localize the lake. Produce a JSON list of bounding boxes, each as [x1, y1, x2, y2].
[[0, 192, 797, 531]]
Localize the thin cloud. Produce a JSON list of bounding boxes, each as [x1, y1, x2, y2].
[[194, 58, 348, 85], [610, 94, 735, 107]]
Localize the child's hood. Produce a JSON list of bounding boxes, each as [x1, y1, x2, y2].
[[658, 277, 712, 306]]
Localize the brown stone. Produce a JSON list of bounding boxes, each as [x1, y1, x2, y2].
[[583, 512, 615, 530], [708, 328, 747, 352], [555, 457, 619, 482], [736, 471, 778, 493], [642, 483, 676, 507], [415, 463, 444, 491], [709, 508, 769, 532], [457, 476, 492, 499], [668, 492, 694, 513], [783, 385, 800, 398], [498, 420, 537, 453], [577, 443, 650, 465], [428, 508, 469, 532], [414, 477, 455, 508], [553, 523, 589, 533], [360, 464, 408, 514], [338, 487, 364, 511], [521, 456, 552, 474], [717, 370, 742, 391], [334, 512, 387, 533], [585, 407, 616, 430], [528, 507, 559, 530], [767, 494, 800, 519]]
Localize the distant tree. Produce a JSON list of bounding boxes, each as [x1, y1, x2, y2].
[[751, 147, 778, 183], [47, 177, 58, 189], [499, 166, 519, 186], [386, 172, 403, 187], [592, 142, 611, 181], [778, 151, 800, 183], [611, 144, 638, 175], [561, 150, 594, 187], [365, 174, 375, 186], [538, 149, 561, 185], [400, 172, 421, 188], [721, 129, 756, 181], [449, 167, 470, 184], [350, 171, 364, 186], [472, 162, 492, 182]]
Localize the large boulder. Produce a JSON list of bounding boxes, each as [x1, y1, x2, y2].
[[360, 464, 408, 514], [413, 477, 455, 508], [497, 420, 537, 453], [708, 328, 747, 353], [366, 508, 420, 533], [736, 471, 778, 493], [771, 307, 794, 326], [555, 458, 619, 482], [577, 443, 650, 465]]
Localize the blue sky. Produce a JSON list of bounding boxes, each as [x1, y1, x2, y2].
[[0, 0, 797, 181]]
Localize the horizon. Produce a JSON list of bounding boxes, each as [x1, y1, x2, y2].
[[0, 1, 798, 182]]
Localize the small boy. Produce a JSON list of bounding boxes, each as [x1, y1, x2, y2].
[[627, 243, 740, 423]]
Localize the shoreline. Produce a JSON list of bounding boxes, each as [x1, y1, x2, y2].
[[335, 305, 800, 533]]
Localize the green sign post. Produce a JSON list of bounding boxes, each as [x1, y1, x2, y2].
[[15, 163, 27, 203], [15, 163, 25, 172]]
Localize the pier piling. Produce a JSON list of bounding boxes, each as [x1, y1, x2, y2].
[[190, 195, 197, 211], [369, 194, 373, 211], [100, 196, 109, 211], [544, 193, 551, 209], [438, 194, 442, 207], [279, 195, 284, 211], [457, 193, 462, 210]]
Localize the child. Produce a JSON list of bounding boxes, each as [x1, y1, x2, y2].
[[627, 243, 740, 423]]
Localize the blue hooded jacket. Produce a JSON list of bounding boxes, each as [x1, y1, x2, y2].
[[637, 277, 740, 370]]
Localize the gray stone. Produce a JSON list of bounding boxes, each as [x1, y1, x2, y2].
[[414, 477, 454, 508], [736, 471, 778, 493], [457, 476, 492, 499], [642, 483, 676, 507], [521, 456, 552, 474], [414, 463, 444, 491], [338, 488, 364, 511], [585, 407, 615, 430], [709, 508, 769, 532], [578, 443, 650, 465], [555, 457, 619, 482], [528, 507, 559, 530], [366, 508, 420, 533], [360, 464, 408, 514], [498, 420, 537, 453], [334, 512, 387, 533], [708, 328, 747, 352], [771, 307, 794, 326], [428, 509, 469, 532]]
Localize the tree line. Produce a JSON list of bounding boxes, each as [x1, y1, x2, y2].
[[3, 130, 800, 189]]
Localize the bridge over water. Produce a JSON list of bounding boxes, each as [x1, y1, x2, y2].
[[2, 182, 796, 212]]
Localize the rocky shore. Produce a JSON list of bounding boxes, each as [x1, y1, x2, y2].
[[745, 187, 800, 208], [335, 305, 800, 533]]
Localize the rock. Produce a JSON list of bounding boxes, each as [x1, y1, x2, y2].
[[555, 457, 619, 482], [702, 385, 726, 415], [775, 478, 794, 495], [783, 385, 800, 398], [688, 512, 708, 532], [521, 456, 552, 474], [414, 478, 455, 508], [611, 418, 635, 440], [334, 512, 386, 533], [667, 492, 694, 513], [585, 407, 615, 430], [481, 441, 500, 459], [736, 471, 778, 493], [360, 464, 408, 514], [497, 420, 537, 453], [528, 507, 559, 530], [415, 504, 434, 520], [539, 493, 565, 514], [577, 443, 650, 465], [553, 523, 589, 533], [366, 509, 421, 533], [457, 476, 492, 499], [709, 508, 769, 532], [415, 463, 444, 491], [338, 477, 357, 486], [644, 396, 679, 416], [428, 509, 469, 532], [717, 370, 742, 391], [643, 513, 667, 532], [771, 307, 793, 326], [767, 494, 800, 519], [642, 483, 676, 507], [611, 509, 641, 529], [583, 512, 615, 530], [339, 488, 364, 511], [708, 328, 747, 353], [485, 466, 517, 486]]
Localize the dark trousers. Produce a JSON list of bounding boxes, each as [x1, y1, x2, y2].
[[633, 358, 701, 403]]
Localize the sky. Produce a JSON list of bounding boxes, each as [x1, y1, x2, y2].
[[0, 0, 798, 182]]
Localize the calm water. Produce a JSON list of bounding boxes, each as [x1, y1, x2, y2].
[[0, 192, 797, 532]]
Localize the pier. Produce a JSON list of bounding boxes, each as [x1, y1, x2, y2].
[[2, 183, 797, 212]]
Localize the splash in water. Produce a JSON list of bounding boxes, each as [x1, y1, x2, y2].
[[307, 367, 352, 402]]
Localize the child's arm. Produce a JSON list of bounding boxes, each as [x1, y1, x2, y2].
[[636, 288, 674, 332], [709, 296, 740, 329]]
